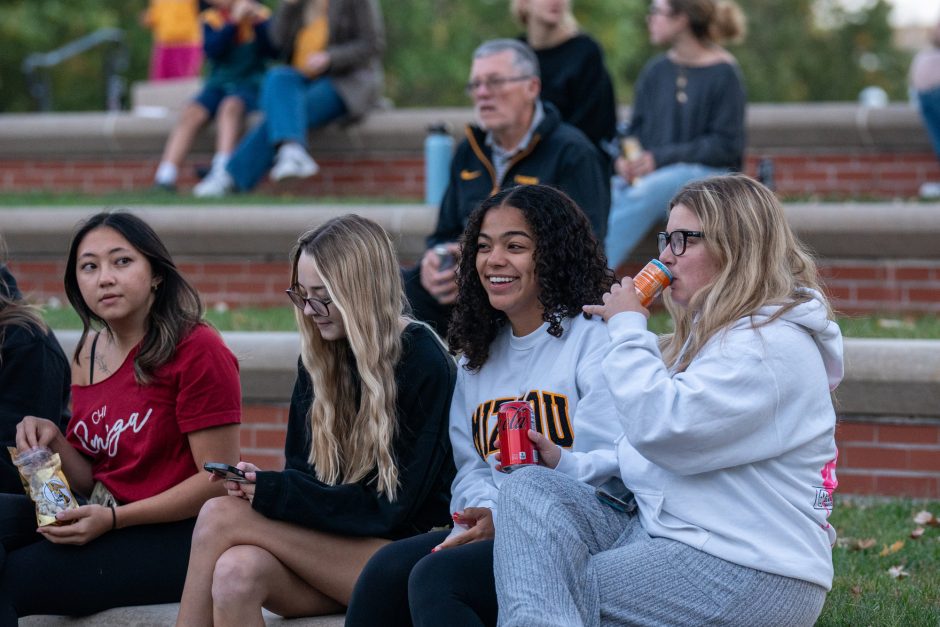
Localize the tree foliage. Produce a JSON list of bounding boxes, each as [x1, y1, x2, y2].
[[0, 0, 913, 112]]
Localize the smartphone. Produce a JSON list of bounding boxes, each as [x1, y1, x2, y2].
[[204, 462, 251, 483], [595, 488, 636, 514]]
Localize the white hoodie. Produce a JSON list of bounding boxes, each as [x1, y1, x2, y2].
[[605, 291, 843, 589]]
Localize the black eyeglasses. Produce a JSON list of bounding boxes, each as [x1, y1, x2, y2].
[[657, 230, 705, 256], [465, 75, 532, 95], [285, 288, 332, 316]]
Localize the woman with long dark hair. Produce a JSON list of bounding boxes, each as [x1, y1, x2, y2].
[[347, 185, 624, 626], [0, 211, 241, 620]]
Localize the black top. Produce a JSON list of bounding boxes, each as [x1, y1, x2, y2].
[[429, 101, 609, 244], [252, 323, 457, 540], [0, 265, 71, 494], [526, 33, 618, 149], [629, 55, 746, 170]]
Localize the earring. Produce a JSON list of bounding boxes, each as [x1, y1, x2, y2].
[[151, 283, 158, 293]]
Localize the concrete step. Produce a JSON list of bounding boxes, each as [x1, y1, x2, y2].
[[20, 603, 343, 626]]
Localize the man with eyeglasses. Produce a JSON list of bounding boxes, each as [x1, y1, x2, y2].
[[405, 38, 608, 335]]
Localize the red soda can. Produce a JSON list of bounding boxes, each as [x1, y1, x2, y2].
[[497, 401, 539, 472], [633, 259, 673, 307]]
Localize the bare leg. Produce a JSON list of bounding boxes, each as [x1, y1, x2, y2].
[[214, 96, 246, 156], [159, 102, 210, 168], [176, 496, 389, 626], [211, 545, 338, 627]]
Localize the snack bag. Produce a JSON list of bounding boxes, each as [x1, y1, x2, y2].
[[7, 446, 79, 526]]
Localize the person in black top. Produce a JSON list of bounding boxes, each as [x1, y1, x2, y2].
[[405, 38, 608, 336], [0, 241, 70, 496], [606, 0, 747, 270], [512, 0, 617, 152], [176, 215, 456, 624]]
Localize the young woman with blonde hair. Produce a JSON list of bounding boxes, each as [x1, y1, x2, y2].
[[606, 0, 747, 269], [510, 0, 616, 151], [176, 214, 456, 625], [497, 174, 842, 626]]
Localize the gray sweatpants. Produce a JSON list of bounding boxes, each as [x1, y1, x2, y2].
[[494, 467, 827, 627]]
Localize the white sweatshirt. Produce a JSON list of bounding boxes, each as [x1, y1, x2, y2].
[[449, 315, 622, 519], [605, 291, 843, 589]]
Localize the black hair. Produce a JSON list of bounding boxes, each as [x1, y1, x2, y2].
[[64, 211, 203, 384], [447, 185, 614, 371]]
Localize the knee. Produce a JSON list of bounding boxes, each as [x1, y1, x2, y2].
[[498, 465, 558, 512], [211, 547, 265, 607], [263, 66, 300, 90], [191, 496, 242, 545], [219, 96, 246, 117]]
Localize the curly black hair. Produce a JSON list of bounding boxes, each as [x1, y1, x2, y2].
[[447, 185, 614, 371]]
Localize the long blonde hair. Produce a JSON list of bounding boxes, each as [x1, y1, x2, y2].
[[290, 215, 406, 499], [661, 174, 831, 373]]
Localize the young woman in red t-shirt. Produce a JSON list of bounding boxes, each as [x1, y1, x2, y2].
[[0, 212, 242, 620]]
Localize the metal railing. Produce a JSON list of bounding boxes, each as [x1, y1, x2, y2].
[[21, 27, 129, 112]]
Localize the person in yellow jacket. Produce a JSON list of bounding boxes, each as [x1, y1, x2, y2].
[[144, 0, 204, 80]]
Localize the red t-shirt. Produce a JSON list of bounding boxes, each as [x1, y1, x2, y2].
[[66, 325, 241, 504]]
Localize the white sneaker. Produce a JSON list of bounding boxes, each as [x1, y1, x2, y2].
[[193, 168, 234, 198], [919, 181, 940, 200], [270, 145, 319, 182]]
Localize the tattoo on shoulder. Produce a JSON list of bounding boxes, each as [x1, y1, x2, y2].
[[95, 352, 110, 375]]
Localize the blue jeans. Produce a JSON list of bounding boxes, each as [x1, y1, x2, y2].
[[605, 163, 726, 268], [918, 87, 940, 159], [226, 67, 348, 191]]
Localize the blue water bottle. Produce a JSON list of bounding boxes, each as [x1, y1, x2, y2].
[[425, 123, 454, 205]]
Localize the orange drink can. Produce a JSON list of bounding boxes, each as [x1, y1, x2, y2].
[[633, 259, 673, 307]]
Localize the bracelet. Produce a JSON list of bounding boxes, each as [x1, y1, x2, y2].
[[109, 504, 117, 531]]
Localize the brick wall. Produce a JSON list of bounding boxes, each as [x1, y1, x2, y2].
[[235, 404, 940, 498], [2, 152, 939, 199], [11, 256, 940, 313], [836, 418, 940, 498]]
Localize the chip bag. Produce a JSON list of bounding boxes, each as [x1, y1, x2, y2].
[[7, 446, 79, 526]]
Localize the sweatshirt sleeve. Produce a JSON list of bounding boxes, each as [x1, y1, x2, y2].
[[251, 329, 456, 539], [447, 367, 499, 513], [604, 312, 784, 476], [553, 324, 620, 485]]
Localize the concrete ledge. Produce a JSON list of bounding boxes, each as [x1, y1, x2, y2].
[[1, 202, 938, 263], [20, 603, 343, 626], [0, 204, 435, 262], [0, 103, 932, 158], [50, 331, 940, 417]]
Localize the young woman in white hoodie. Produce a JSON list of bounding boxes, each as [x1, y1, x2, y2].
[[495, 174, 843, 627]]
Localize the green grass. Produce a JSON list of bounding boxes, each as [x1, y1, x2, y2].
[[819, 498, 940, 626], [41, 306, 940, 338]]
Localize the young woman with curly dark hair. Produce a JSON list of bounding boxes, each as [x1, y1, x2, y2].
[[346, 184, 626, 627]]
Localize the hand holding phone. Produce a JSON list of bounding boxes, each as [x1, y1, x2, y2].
[[204, 462, 251, 483]]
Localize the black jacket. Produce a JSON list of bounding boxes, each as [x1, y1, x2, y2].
[[251, 323, 456, 540], [428, 102, 609, 245], [0, 266, 71, 494]]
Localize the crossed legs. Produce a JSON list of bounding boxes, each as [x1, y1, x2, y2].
[[176, 496, 389, 626]]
